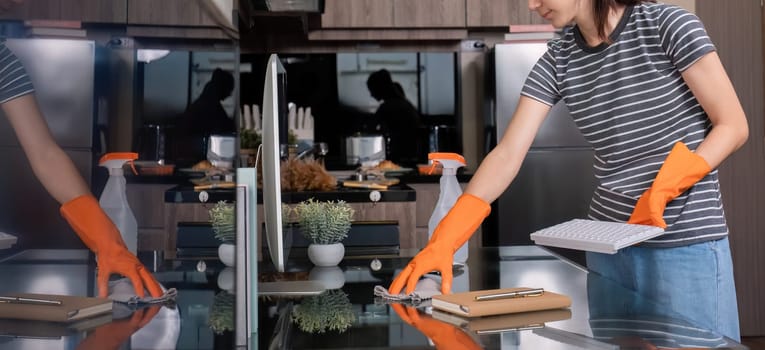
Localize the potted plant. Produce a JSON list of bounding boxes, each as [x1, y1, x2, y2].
[[209, 201, 235, 266], [209, 291, 234, 334], [291, 289, 355, 334], [294, 198, 354, 266], [239, 128, 261, 167]]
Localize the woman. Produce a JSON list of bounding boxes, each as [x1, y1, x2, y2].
[[0, 41, 162, 299], [389, 0, 747, 341]]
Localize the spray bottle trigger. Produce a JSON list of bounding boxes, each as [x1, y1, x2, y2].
[[128, 160, 138, 175], [428, 160, 439, 175]]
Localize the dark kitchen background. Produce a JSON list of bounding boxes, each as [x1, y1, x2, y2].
[[240, 52, 461, 170]]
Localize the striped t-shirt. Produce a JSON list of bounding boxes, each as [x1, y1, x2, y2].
[[521, 3, 727, 247], [0, 41, 34, 104]]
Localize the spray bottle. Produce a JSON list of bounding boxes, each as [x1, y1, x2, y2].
[[427, 152, 468, 264], [99, 152, 139, 254]]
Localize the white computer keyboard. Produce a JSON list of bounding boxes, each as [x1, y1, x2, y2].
[[530, 219, 664, 254], [0, 231, 18, 250]]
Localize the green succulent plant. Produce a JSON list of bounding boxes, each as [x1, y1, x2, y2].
[[291, 289, 355, 334], [209, 201, 235, 243], [294, 198, 354, 245]]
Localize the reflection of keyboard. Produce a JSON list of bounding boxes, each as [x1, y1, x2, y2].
[[530, 219, 664, 254], [0, 231, 18, 250]]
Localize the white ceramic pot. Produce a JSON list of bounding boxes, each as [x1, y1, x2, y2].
[[307, 243, 345, 267], [217, 266, 235, 292], [309, 266, 345, 289], [218, 243, 236, 267]]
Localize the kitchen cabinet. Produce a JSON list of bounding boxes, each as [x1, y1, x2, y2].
[[320, 0, 465, 28], [392, 0, 466, 28], [466, 0, 547, 27], [347, 201, 417, 250], [125, 0, 233, 40], [164, 202, 212, 259], [0, 0, 126, 23], [0, 0, 60, 21], [61, 0, 127, 23], [126, 183, 175, 252], [127, 0, 217, 26], [320, 0, 394, 28]]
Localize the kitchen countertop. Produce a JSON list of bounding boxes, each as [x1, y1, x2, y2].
[[127, 170, 418, 204], [0, 247, 745, 349], [164, 183, 417, 204]]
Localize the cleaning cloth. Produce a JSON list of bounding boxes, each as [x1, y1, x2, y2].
[[374, 277, 441, 305], [108, 278, 178, 305]]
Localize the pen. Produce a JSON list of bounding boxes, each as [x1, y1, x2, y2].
[[474, 288, 545, 301], [0, 296, 62, 306]]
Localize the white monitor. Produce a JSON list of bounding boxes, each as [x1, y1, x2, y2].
[[262, 54, 288, 272], [255, 55, 325, 298]]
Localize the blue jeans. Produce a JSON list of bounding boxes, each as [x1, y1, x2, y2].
[[586, 237, 740, 342]]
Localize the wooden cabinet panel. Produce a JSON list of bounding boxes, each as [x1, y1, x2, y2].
[[321, 0, 394, 28], [393, 0, 466, 27], [126, 184, 174, 228], [164, 203, 212, 258], [127, 0, 217, 26], [466, 0, 509, 27], [0, 0, 127, 22], [138, 228, 167, 252], [466, 0, 546, 27], [410, 183, 440, 227], [0, 0, 60, 20], [61, 0, 127, 23], [347, 202, 418, 250]]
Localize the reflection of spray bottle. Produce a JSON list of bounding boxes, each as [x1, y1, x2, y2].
[[427, 152, 468, 264], [99, 152, 139, 254]]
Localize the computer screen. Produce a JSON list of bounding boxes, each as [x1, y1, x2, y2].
[[262, 54, 288, 272]]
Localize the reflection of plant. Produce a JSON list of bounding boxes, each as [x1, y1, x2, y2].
[[209, 201, 235, 243], [288, 129, 298, 145], [240, 128, 261, 149], [282, 203, 293, 226], [294, 199, 354, 244], [291, 289, 355, 333], [209, 291, 234, 334]]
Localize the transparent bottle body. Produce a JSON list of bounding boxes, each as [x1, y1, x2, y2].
[[99, 174, 138, 254], [427, 173, 468, 264]]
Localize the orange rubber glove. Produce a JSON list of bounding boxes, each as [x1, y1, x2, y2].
[[391, 304, 481, 350], [76, 306, 161, 350], [628, 142, 711, 228], [61, 194, 163, 298], [389, 194, 490, 295]]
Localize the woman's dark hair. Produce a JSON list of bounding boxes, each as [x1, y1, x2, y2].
[[593, 0, 655, 42]]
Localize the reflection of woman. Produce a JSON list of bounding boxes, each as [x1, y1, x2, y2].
[[185, 68, 235, 136], [366, 69, 423, 166], [171, 68, 236, 166], [390, 0, 746, 342], [586, 273, 730, 348]]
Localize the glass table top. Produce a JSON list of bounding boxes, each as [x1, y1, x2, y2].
[[0, 247, 747, 349]]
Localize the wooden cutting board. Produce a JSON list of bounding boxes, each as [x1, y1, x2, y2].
[[342, 178, 400, 190]]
